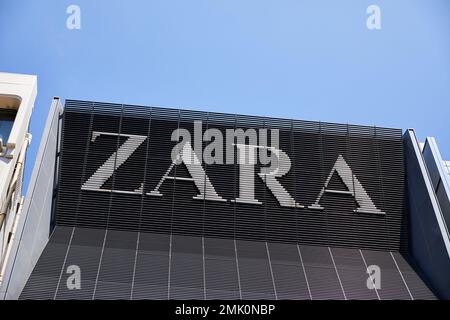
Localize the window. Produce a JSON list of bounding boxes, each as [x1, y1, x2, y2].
[[0, 95, 21, 145]]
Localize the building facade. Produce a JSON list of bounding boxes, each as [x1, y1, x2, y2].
[[1, 92, 449, 299], [0, 73, 36, 292]]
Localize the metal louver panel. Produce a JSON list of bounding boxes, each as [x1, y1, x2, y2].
[[55, 100, 406, 251]]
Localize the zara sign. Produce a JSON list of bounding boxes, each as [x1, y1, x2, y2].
[[81, 127, 385, 215]]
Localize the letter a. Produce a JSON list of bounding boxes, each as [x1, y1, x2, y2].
[[66, 5, 81, 30], [148, 142, 225, 202], [309, 155, 385, 214], [366, 5, 381, 30]]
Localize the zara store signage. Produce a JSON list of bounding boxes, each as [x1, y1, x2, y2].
[[81, 128, 385, 216]]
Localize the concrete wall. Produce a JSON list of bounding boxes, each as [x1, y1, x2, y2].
[[403, 129, 450, 299], [423, 137, 450, 230], [0, 98, 61, 300], [0, 73, 36, 206]]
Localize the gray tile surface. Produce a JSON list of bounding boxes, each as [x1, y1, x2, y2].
[[20, 227, 436, 300]]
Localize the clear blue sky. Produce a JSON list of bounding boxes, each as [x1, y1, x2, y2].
[[1, 0, 449, 192]]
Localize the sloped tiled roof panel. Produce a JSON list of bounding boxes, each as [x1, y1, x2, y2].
[[20, 226, 435, 300]]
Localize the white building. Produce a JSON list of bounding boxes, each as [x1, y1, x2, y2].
[[0, 73, 36, 285]]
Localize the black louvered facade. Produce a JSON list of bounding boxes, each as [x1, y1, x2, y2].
[[56, 100, 406, 251]]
